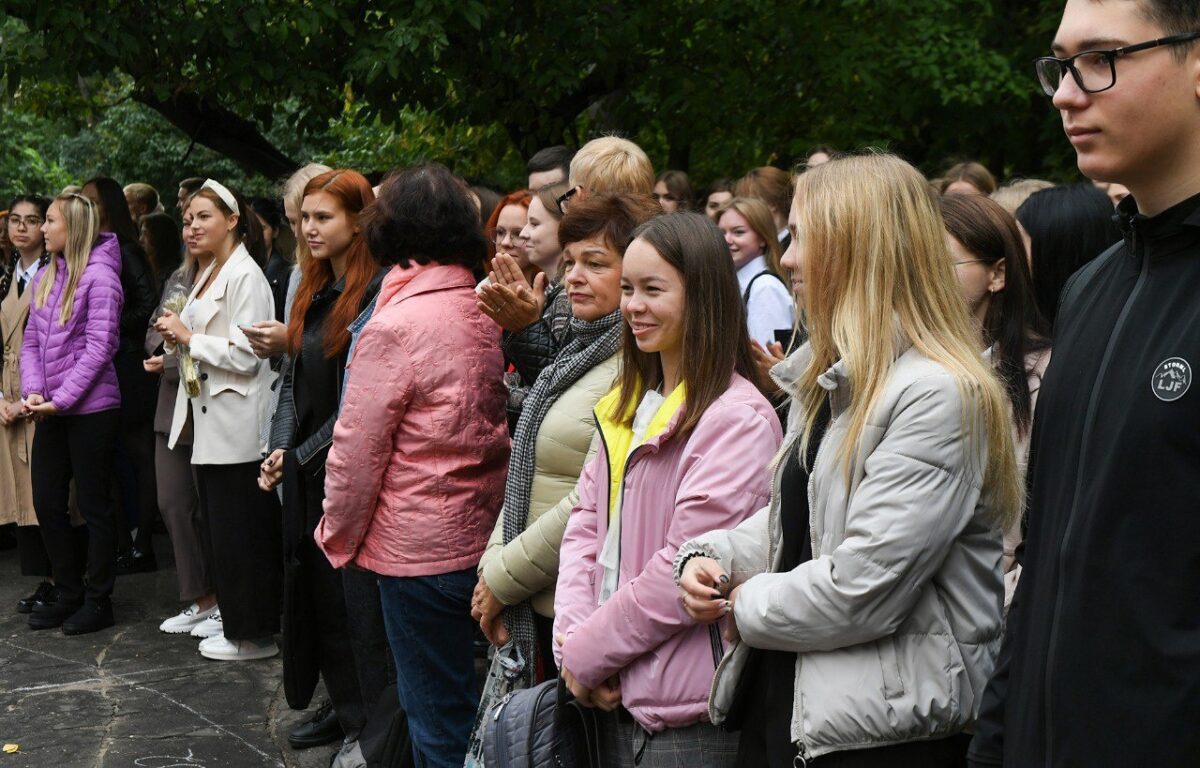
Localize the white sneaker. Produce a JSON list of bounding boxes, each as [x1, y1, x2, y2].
[[197, 633, 225, 652], [159, 603, 218, 634], [198, 635, 279, 661], [189, 608, 222, 638]]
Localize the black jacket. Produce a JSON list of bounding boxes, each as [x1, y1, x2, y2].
[[263, 250, 292, 324], [117, 239, 158, 357], [970, 193, 1200, 766], [270, 267, 387, 477]]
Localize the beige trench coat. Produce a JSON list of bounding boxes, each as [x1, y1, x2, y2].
[[0, 276, 36, 526]]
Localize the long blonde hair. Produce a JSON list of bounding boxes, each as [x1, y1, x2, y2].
[[37, 193, 100, 325], [794, 153, 1022, 530], [282, 163, 332, 268]]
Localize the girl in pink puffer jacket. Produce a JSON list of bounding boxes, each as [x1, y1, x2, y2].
[[554, 213, 781, 766]]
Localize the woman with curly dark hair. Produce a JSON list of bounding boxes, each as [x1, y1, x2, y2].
[[316, 164, 510, 767]]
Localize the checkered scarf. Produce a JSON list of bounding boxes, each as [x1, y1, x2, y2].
[[501, 308, 623, 686]]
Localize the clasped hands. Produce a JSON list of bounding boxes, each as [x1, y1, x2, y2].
[[476, 254, 546, 331], [1, 393, 57, 424]]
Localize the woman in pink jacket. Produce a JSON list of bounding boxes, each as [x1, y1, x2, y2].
[[21, 193, 124, 635], [316, 164, 509, 768], [554, 212, 782, 766]]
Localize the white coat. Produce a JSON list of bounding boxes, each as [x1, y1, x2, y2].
[[167, 245, 276, 465]]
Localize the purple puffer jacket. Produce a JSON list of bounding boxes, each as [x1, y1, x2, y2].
[[21, 232, 124, 415]]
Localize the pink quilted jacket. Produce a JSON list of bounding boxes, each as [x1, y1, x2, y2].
[[316, 262, 510, 577], [554, 374, 781, 732]]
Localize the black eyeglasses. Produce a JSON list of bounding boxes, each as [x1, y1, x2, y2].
[[555, 186, 579, 215], [1035, 31, 1200, 97]]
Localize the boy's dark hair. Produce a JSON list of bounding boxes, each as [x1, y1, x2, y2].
[[362, 164, 488, 270], [527, 146, 575, 178], [1137, 0, 1200, 58]]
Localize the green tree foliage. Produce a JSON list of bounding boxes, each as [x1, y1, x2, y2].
[[1, 0, 1083, 196]]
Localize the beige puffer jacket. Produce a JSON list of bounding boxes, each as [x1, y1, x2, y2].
[[677, 344, 1005, 761], [479, 354, 619, 617]]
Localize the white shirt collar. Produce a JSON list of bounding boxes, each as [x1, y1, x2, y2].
[[13, 257, 44, 285], [735, 254, 769, 289]]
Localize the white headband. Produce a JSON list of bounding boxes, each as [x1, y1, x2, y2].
[[201, 179, 239, 216]]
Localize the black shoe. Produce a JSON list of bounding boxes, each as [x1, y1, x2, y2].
[[17, 581, 56, 614], [289, 700, 343, 750], [28, 593, 81, 630], [62, 599, 115, 636], [115, 547, 157, 575]]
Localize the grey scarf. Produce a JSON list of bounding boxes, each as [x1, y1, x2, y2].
[[501, 308, 623, 685]]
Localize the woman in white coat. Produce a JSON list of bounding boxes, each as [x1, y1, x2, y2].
[[677, 154, 1024, 767], [156, 180, 280, 662]]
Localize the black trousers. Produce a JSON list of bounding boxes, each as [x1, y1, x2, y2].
[[282, 451, 366, 737], [16, 524, 53, 577], [194, 461, 282, 640], [31, 409, 120, 603], [343, 567, 397, 725]]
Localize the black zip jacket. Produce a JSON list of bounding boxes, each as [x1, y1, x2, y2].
[[970, 193, 1200, 766]]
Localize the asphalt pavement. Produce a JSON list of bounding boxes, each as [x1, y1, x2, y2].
[[0, 533, 334, 768]]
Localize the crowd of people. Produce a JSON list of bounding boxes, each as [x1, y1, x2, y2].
[[2, 0, 1198, 766]]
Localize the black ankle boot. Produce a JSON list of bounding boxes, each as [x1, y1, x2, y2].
[[62, 599, 115, 636], [289, 700, 343, 750], [28, 592, 81, 630], [115, 547, 158, 575], [16, 581, 56, 614]]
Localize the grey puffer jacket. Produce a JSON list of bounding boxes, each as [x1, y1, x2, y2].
[[676, 343, 1005, 761]]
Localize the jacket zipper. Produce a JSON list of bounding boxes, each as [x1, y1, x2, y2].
[[1042, 225, 1148, 765]]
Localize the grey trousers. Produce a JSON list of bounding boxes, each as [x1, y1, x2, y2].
[[154, 434, 210, 602], [598, 711, 739, 768]]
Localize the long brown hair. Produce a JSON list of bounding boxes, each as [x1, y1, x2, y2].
[[286, 170, 378, 358], [614, 212, 763, 437], [940, 194, 1049, 436]]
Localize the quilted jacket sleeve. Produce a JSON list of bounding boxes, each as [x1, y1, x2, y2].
[[20, 286, 46, 398], [552, 452, 603, 665], [481, 431, 601, 606], [51, 269, 124, 413], [733, 374, 988, 653], [316, 321, 414, 569]]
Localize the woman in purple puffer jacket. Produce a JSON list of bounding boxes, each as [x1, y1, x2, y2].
[[21, 192, 124, 636]]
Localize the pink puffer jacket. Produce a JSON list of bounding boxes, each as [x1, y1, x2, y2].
[[316, 262, 510, 577], [21, 232, 123, 414], [554, 374, 781, 733]]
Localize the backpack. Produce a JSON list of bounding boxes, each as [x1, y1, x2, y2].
[[481, 678, 601, 768]]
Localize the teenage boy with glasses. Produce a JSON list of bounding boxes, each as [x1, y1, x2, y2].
[[969, 1, 1200, 766]]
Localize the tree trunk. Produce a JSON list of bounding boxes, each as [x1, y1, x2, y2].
[[134, 91, 298, 181]]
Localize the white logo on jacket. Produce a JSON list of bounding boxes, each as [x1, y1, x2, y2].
[[1152, 357, 1191, 402]]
